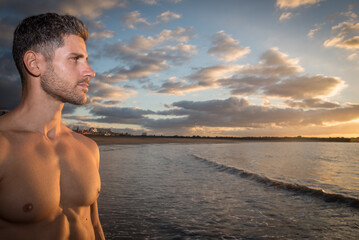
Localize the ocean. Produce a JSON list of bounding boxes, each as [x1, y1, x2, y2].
[[97, 142, 359, 239]]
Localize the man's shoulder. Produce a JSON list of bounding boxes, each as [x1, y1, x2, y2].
[[0, 130, 11, 149], [62, 126, 99, 158], [67, 129, 98, 147]]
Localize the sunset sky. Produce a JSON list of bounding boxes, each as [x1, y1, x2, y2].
[[1, 0, 359, 137]]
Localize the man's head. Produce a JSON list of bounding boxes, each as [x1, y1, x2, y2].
[[12, 13, 88, 83]]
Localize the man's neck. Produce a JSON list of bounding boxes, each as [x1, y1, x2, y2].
[[12, 85, 65, 139]]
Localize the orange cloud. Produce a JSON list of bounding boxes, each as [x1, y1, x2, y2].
[[276, 0, 323, 9]]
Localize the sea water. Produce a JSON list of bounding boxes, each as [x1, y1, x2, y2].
[[98, 142, 359, 239]]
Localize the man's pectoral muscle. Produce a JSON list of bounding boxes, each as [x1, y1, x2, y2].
[[0, 131, 102, 240]]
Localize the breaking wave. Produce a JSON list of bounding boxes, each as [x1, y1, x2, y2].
[[192, 154, 359, 209]]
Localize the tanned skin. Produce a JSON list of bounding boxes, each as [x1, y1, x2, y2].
[[0, 35, 105, 240]]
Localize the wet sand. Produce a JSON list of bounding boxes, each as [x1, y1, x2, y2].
[[88, 135, 241, 145]]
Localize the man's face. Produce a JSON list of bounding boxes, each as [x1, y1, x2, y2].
[[40, 35, 95, 105]]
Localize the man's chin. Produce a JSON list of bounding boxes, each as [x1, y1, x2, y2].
[[67, 96, 87, 106]]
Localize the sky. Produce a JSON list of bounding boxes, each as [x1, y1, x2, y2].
[[1, 0, 359, 137]]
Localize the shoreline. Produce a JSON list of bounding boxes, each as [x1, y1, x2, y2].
[[88, 135, 243, 145], [88, 135, 358, 145]]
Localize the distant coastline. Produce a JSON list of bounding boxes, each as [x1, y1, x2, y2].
[[88, 135, 359, 145]]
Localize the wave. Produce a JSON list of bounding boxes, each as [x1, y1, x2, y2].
[[192, 154, 359, 209]]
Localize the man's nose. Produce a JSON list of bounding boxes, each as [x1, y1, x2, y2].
[[84, 63, 96, 78]]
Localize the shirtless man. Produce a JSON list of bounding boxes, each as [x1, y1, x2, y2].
[[0, 13, 105, 239]]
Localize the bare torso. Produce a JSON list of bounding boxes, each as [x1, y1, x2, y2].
[[0, 124, 102, 240]]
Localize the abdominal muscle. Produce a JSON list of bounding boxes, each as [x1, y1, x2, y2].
[[0, 206, 95, 240]]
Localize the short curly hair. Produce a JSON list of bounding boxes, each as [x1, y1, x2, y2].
[[12, 12, 88, 83]]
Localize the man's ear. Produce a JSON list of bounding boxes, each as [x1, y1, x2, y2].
[[23, 50, 45, 77]]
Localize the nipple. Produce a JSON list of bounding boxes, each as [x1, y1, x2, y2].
[[23, 203, 33, 212]]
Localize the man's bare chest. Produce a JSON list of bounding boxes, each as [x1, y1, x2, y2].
[[0, 139, 100, 223]]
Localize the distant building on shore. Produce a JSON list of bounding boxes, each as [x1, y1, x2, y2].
[[73, 126, 116, 136]]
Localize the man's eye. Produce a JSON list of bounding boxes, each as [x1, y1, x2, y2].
[[71, 57, 79, 62]]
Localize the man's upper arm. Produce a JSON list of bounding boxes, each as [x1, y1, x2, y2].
[[91, 200, 105, 240], [83, 135, 103, 239], [0, 133, 10, 181]]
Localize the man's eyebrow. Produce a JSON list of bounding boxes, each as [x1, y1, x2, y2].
[[68, 52, 88, 59]]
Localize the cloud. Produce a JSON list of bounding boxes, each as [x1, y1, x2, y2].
[[153, 76, 209, 94], [81, 96, 359, 136], [220, 49, 344, 100], [124, 10, 182, 29], [308, 27, 319, 38], [95, 62, 169, 83], [90, 30, 115, 39], [123, 11, 153, 29], [0, 17, 18, 48], [60, 0, 123, 19], [348, 52, 359, 60], [0, 75, 21, 110], [140, 0, 158, 5], [0, 0, 126, 20], [0, 51, 21, 110], [263, 75, 344, 99], [279, 12, 293, 21], [101, 27, 196, 82], [148, 64, 243, 95], [276, 0, 323, 9], [323, 14, 359, 50], [188, 65, 243, 86], [142, 97, 359, 131], [154, 48, 344, 101], [157, 11, 181, 22], [87, 80, 136, 105], [87, 20, 115, 39], [159, 27, 195, 42], [106, 27, 194, 53], [241, 48, 303, 76], [208, 31, 250, 62], [89, 105, 154, 124], [220, 76, 278, 96], [284, 98, 340, 108], [139, 0, 183, 5]]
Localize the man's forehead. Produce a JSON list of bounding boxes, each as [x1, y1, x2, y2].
[[59, 34, 88, 56]]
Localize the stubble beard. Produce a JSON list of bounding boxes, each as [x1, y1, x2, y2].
[[40, 63, 87, 105]]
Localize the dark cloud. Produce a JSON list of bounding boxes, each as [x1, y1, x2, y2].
[[220, 76, 278, 95], [284, 98, 340, 109], [0, 75, 21, 110], [0, 51, 21, 110], [142, 97, 359, 130], [89, 105, 154, 124], [0, 17, 18, 48], [62, 104, 80, 114], [0, 0, 124, 20]]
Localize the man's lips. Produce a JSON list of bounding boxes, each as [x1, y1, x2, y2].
[[78, 81, 90, 92], [78, 83, 89, 88]]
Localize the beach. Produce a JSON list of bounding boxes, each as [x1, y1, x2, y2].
[[88, 135, 356, 145]]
